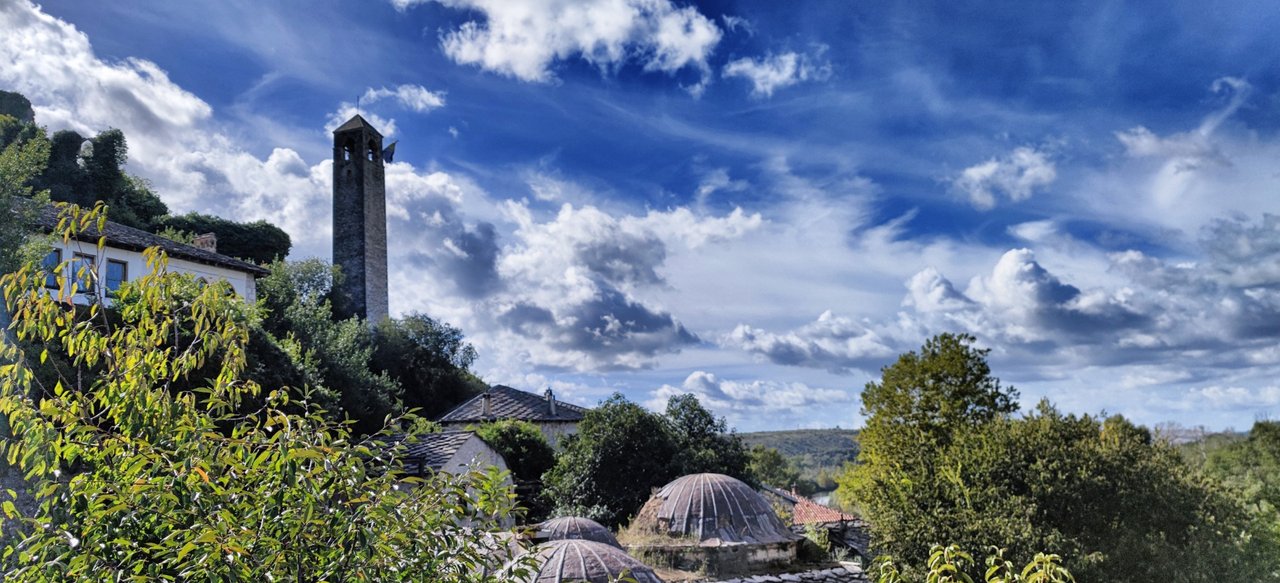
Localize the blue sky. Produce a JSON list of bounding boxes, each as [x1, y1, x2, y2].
[[5, 0, 1280, 431]]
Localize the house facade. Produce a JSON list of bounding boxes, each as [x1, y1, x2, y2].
[[35, 205, 267, 303], [437, 385, 587, 448]]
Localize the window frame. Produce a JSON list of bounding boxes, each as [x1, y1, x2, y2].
[[42, 249, 62, 290], [71, 252, 96, 295], [105, 258, 128, 296]]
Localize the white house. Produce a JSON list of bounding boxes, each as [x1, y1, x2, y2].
[[438, 386, 587, 448], [400, 430, 511, 478], [34, 205, 268, 303]]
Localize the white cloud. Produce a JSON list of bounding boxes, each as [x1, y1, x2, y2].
[[398, 0, 722, 89], [953, 146, 1056, 210], [647, 371, 853, 426], [324, 84, 446, 138], [722, 49, 832, 97], [362, 84, 445, 112], [1008, 220, 1057, 243], [725, 310, 897, 373], [694, 167, 748, 204], [0, 1, 354, 256]]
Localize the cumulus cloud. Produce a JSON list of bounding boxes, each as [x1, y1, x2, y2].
[[0, 1, 347, 254], [447, 201, 763, 371], [722, 49, 832, 97], [953, 146, 1056, 210], [725, 310, 897, 373], [397, 0, 722, 90], [648, 371, 852, 421]]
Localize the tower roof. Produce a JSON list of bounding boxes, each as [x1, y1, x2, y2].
[[333, 114, 382, 136]]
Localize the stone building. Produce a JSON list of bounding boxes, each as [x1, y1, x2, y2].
[[519, 539, 665, 583], [532, 516, 622, 548], [620, 473, 803, 577], [331, 114, 389, 324], [438, 385, 586, 448]]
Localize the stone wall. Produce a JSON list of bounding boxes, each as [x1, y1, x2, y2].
[[629, 540, 799, 577]]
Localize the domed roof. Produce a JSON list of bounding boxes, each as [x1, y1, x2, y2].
[[522, 539, 664, 583], [634, 473, 799, 545], [537, 517, 621, 548]]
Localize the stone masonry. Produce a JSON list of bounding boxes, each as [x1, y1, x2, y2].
[[331, 114, 389, 324]]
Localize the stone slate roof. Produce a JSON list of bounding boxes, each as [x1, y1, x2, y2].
[[536, 517, 621, 549], [438, 385, 586, 424], [523, 539, 665, 583], [333, 114, 381, 136], [632, 473, 801, 547], [399, 430, 476, 475], [35, 205, 269, 276]]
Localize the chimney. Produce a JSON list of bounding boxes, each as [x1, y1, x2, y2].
[[193, 232, 217, 253], [482, 392, 492, 417], [545, 388, 557, 416]]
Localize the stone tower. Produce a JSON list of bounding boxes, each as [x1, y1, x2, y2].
[[332, 114, 389, 324]]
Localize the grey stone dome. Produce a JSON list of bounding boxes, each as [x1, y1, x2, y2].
[[523, 539, 664, 583], [634, 473, 799, 545], [537, 517, 621, 548]]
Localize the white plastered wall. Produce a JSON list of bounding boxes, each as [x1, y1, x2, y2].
[[48, 239, 258, 304]]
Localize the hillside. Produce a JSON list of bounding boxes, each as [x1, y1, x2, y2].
[[740, 428, 860, 485]]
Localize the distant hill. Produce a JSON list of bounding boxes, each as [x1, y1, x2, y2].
[[740, 429, 860, 486]]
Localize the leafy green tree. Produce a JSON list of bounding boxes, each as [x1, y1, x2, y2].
[[255, 259, 400, 433], [840, 334, 1279, 582], [0, 90, 35, 123], [158, 211, 292, 264], [0, 115, 49, 275], [543, 394, 679, 528], [0, 204, 527, 581], [372, 313, 485, 419], [748, 444, 802, 490], [1198, 421, 1280, 540], [665, 393, 751, 481], [474, 420, 556, 520]]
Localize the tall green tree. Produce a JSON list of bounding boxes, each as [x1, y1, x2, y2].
[[747, 444, 802, 491], [372, 313, 485, 420], [0, 204, 527, 581], [255, 259, 400, 433], [1197, 421, 1280, 540], [665, 393, 751, 482], [839, 333, 1279, 581], [543, 394, 679, 527], [0, 114, 49, 275]]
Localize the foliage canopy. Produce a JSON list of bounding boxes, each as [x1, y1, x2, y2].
[[0, 204, 525, 581], [840, 333, 1279, 582]]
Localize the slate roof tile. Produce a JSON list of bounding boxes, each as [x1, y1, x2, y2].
[[438, 385, 586, 424], [35, 205, 269, 276]]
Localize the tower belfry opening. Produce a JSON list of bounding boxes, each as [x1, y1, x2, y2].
[[332, 114, 389, 324]]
